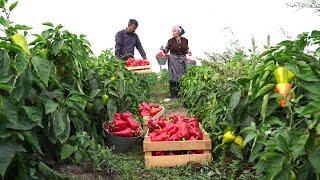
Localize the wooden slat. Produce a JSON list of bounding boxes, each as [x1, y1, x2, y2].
[[145, 152, 212, 168], [143, 139, 211, 151], [132, 69, 153, 74], [126, 65, 152, 70]]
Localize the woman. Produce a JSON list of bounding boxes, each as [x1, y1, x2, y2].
[[161, 26, 192, 99]]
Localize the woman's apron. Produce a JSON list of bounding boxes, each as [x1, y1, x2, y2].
[[168, 54, 187, 82]]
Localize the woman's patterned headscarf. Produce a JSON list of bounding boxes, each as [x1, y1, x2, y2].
[[172, 26, 185, 36]]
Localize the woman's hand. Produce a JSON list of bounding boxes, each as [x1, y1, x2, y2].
[[160, 46, 165, 51]]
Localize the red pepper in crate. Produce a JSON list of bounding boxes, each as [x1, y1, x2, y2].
[[189, 118, 200, 128], [148, 118, 166, 132], [153, 151, 165, 156], [177, 122, 190, 140], [164, 123, 178, 136], [168, 133, 181, 141], [168, 114, 179, 123], [189, 150, 204, 154], [152, 131, 168, 142], [112, 127, 133, 137]]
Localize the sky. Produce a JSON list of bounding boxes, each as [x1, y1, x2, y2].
[[11, 0, 320, 72]]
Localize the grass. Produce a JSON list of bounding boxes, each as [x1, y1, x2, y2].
[[111, 144, 257, 180]]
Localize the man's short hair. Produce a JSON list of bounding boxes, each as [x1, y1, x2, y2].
[[128, 19, 138, 27]]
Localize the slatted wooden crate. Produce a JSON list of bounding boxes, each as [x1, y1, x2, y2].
[[143, 126, 212, 168], [126, 65, 152, 73]]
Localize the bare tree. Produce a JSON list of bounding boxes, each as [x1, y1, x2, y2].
[[287, 0, 320, 13]]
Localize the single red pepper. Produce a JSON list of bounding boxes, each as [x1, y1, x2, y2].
[[153, 151, 165, 156], [168, 133, 181, 141], [111, 119, 128, 132], [112, 127, 132, 137], [189, 119, 200, 128], [152, 131, 168, 142], [125, 116, 139, 130], [164, 123, 178, 135], [177, 122, 190, 140]]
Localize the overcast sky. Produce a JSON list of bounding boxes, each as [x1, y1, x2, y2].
[[11, 0, 319, 71]]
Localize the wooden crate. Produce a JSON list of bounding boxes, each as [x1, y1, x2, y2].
[[143, 126, 212, 168], [126, 65, 152, 73]]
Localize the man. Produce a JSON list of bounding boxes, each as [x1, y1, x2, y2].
[[115, 19, 147, 60]]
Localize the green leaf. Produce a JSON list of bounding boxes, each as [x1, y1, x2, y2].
[[31, 57, 50, 87], [22, 106, 42, 127], [301, 101, 320, 116], [255, 152, 287, 179], [43, 98, 59, 114], [229, 90, 241, 111], [290, 130, 309, 160], [230, 143, 243, 160], [90, 89, 100, 98], [21, 131, 43, 154], [243, 132, 257, 146], [0, 16, 9, 26], [74, 151, 82, 163], [261, 93, 269, 121], [14, 52, 28, 74], [298, 81, 320, 96], [60, 144, 76, 160], [0, 141, 26, 178], [0, 0, 5, 8], [1, 97, 18, 124], [9, 1, 18, 11], [296, 63, 319, 82], [6, 117, 37, 130], [107, 99, 117, 121], [14, 24, 32, 31], [0, 83, 12, 92], [52, 40, 64, 56], [255, 84, 275, 99], [52, 110, 70, 143], [38, 162, 70, 180], [309, 148, 320, 174], [42, 22, 54, 27]]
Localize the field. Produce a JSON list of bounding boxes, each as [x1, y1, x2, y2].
[[0, 1, 319, 180]]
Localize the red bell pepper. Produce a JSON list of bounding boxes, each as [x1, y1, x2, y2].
[[151, 131, 168, 142], [125, 116, 139, 130], [164, 123, 178, 135], [189, 118, 200, 128], [112, 127, 132, 137], [111, 119, 128, 132], [168, 133, 181, 141], [153, 151, 165, 156], [177, 122, 190, 140], [189, 150, 204, 154], [168, 114, 178, 123]]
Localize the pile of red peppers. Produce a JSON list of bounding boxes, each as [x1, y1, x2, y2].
[[126, 57, 150, 67], [148, 114, 204, 156], [138, 102, 163, 117], [104, 112, 141, 138]]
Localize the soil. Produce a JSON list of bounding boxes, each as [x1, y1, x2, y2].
[[58, 162, 118, 180]]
